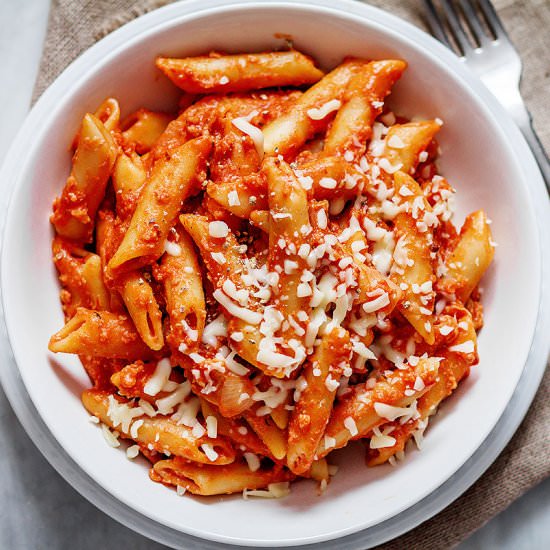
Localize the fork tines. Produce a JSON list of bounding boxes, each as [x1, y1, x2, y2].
[[423, 0, 507, 57]]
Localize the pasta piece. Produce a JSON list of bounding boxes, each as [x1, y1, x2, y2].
[[52, 237, 110, 318], [263, 58, 368, 156], [381, 120, 441, 174], [119, 272, 164, 351], [390, 171, 436, 344], [316, 357, 440, 458], [200, 400, 268, 456], [111, 151, 147, 220], [367, 305, 477, 465], [121, 109, 173, 154], [244, 411, 288, 461], [151, 458, 292, 496], [49, 308, 159, 360], [156, 50, 323, 94], [82, 389, 235, 464], [324, 59, 407, 158], [51, 113, 118, 242], [107, 136, 211, 274], [270, 405, 289, 430], [159, 226, 205, 355], [287, 327, 351, 475], [93, 97, 121, 133], [297, 156, 376, 200], [443, 210, 495, 302], [262, 157, 311, 376], [179, 213, 266, 371]]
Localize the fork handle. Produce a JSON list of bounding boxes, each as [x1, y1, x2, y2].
[[518, 119, 550, 195]]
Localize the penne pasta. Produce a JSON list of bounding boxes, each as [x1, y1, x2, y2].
[[390, 171, 436, 344], [49, 308, 159, 360], [151, 458, 292, 496], [121, 109, 173, 154], [159, 225, 205, 355], [156, 50, 323, 94], [263, 58, 368, 157], [443, 210, 495, 302], [316, 357, 440, 458], [51, 113, 118, 242], [118, 272, 165, 351], [287, 327, 351, 475], [381, 120, 441, 175], [107, 136, 211, 275], [324, 59, 407, 158], [83, 389, 236, 465]]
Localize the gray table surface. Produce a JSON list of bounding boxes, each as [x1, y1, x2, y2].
[[1, 1, 549, 548]]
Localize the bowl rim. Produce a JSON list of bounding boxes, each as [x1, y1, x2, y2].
[[1, 0, 549, 547]]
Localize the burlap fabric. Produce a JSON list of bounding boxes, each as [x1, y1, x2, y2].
[[33, 1, 550, 548]]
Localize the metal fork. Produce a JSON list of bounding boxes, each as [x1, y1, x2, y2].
[[423, 0, 550, 191]]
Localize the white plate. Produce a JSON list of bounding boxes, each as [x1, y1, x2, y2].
[[1, 0, 549, 547]]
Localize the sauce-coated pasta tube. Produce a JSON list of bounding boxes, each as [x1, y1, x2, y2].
[[159, 226, 205, 355], [82, 389, 236, 465], [49, 308, 159, 360], [156, 50, 324, 94], [390, 171, 436, 344], [107, 136, 211, 275], [52, 113, 118, 242], [111, 151, 147, 220], [93, 97, 120, 133], [179, 213, 266, 371], [367, 305, 477, 466], [324, 59, 406, 158], [287, 327, 351, 475], [381, 120, 441, 174], [244, 411, 288, 461], [443, 210, 495, 302], [52, 237, 110, 318], [119, 272, 165, 351], [121, 109, 173, 154], [151, 458, 292, 496], [263, 58, 368, 157], [316, 357, 440, 458], [263, 157, 311, 376]]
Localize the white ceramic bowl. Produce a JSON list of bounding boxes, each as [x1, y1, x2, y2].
[[1, 0, 549, 548]]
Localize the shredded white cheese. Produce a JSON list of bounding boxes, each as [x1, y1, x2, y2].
[[306, 99, 341, 120]]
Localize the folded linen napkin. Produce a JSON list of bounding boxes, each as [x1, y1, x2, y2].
[[32, 1, 550, 548]]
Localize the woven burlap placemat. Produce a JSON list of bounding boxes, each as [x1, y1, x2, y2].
[[32, 1, 549, 548]]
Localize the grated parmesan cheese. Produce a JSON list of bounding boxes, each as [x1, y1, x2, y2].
[[306, 99, 341, 120], [232, 110, 264, 158], [201, 443, 219, 462], [208, 221, 229, 238], [163, 240, 182, 256], [449, 340, 475, 353], [227, 190, 241, 206], [143, 358, 172, 396], [243, 452, 261, 472], [343, 416, 358, 437], [126, 444, 140, 459], [243, 482, 290, 499], [206, 415, 218, 439]]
